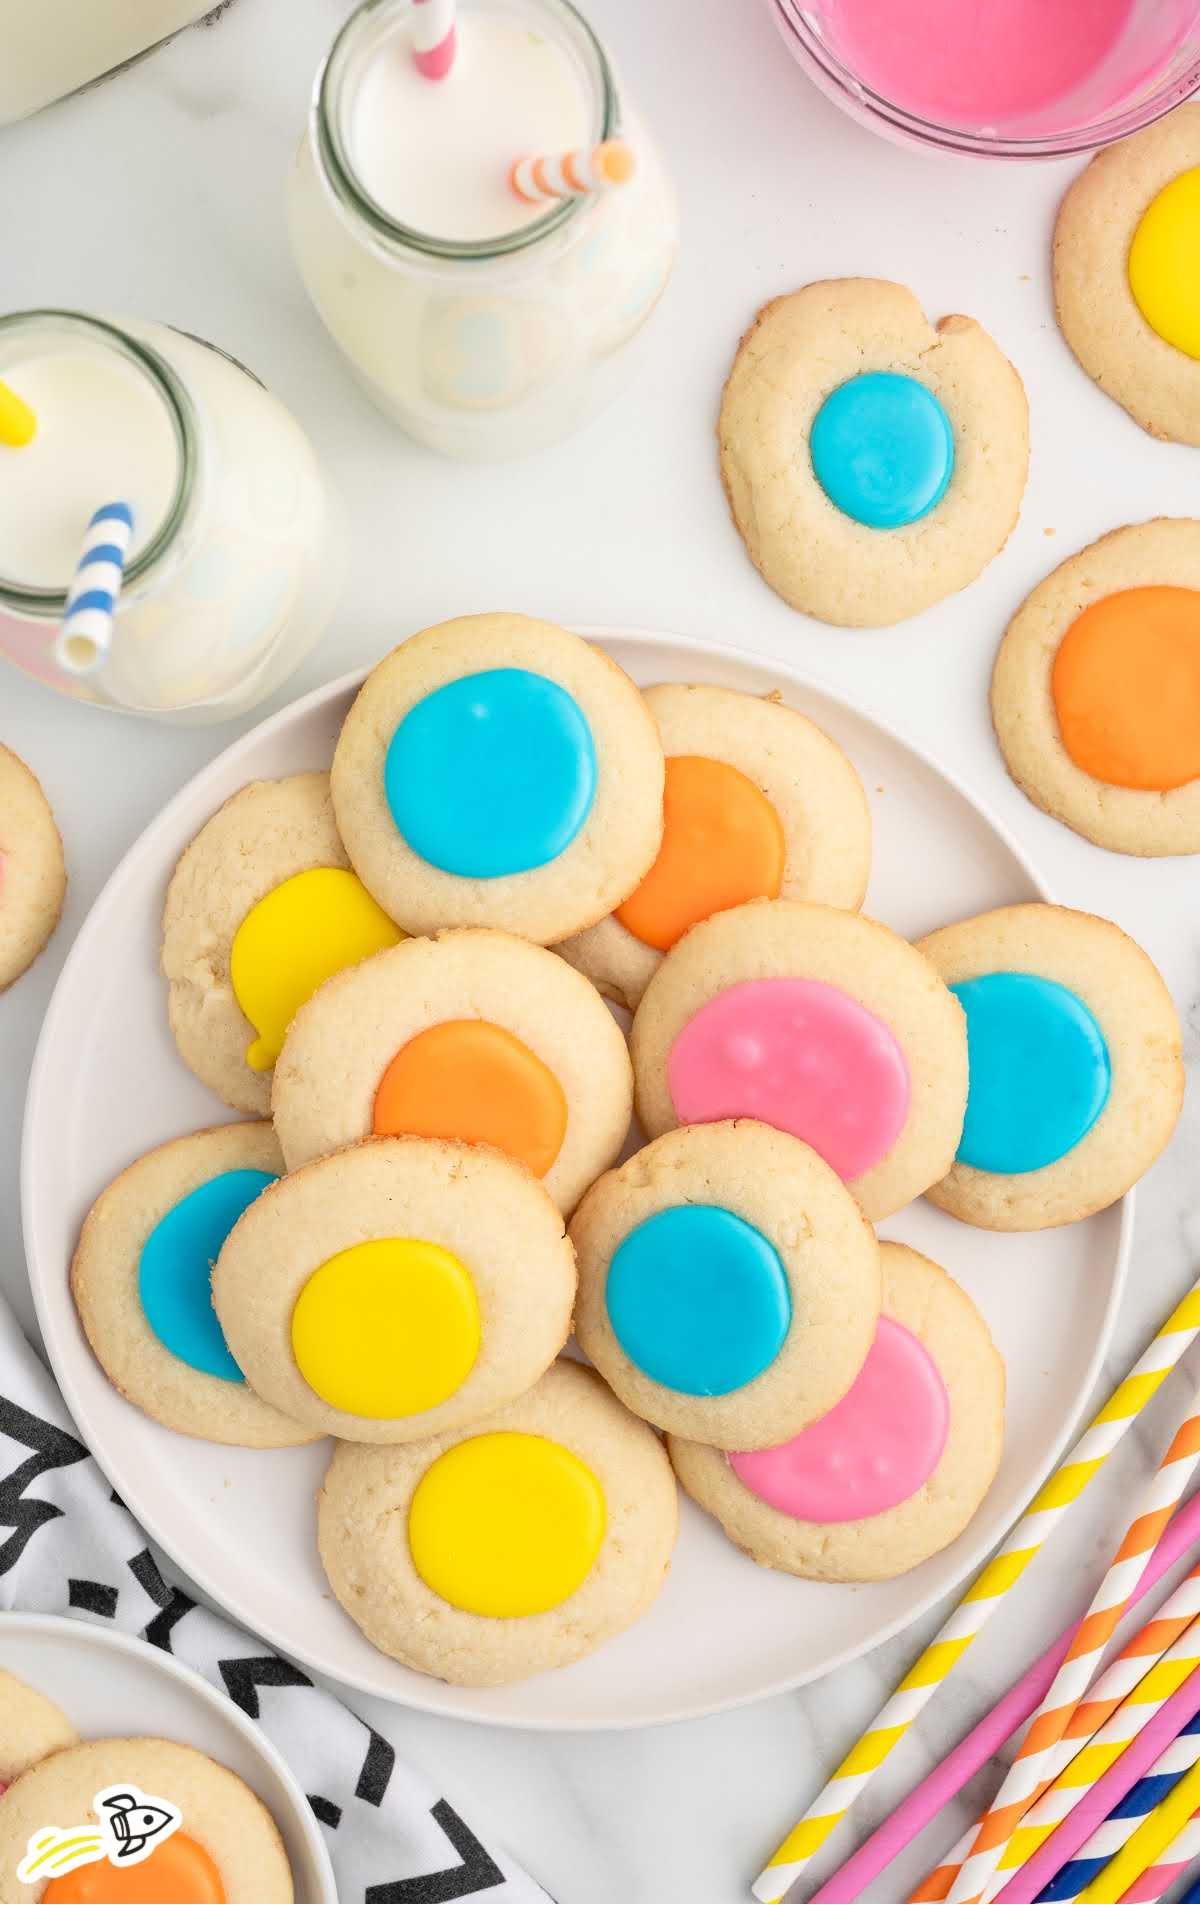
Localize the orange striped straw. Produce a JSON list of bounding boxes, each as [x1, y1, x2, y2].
[[912, 1566, 1200, 1899], [913, 1828, 974, 1902], [509, 139, 636, 205], [943, 1390, 1200, 1902]]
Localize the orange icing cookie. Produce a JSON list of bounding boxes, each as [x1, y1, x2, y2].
[[0, 1739, 292, 1905], [373, 1019, 568, 1178], [1051, 586, 1200, 791], [615, 755, 785, 953], [268, 928, 632, 1215], [556, 682, 871, 1015], [44, 1836, 224, 1904]]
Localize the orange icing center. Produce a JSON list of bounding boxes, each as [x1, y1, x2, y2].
[[1051, 585, 1200, 791], [44, 1835, 225, 1904], [615, 755, 785, 952], [373, 1019, 568, 1177]]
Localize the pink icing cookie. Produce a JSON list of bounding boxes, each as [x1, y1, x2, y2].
[[666, 977, 910, 1182], [631, 900, 968, 1224], [667, 1241, 1005, 1582], [729, 1317, 948, 1521]]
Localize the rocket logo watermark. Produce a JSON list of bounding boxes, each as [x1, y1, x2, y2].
[[17, 1784, 182, 1883]]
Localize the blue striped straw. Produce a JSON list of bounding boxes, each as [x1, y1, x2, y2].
[[53, 501, 135, 677], [1182, 1862, 1200, 1901], [1035, 1711, 1200, 1900]]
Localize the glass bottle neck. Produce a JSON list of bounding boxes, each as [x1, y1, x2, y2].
[[0, 309, 196, 613], [314, 0, 618, 263]]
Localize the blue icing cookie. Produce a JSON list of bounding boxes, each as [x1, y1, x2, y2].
[[605, 1204, 792, 1396], [383, 667, 597, 879], [139, 1169, 277, 1381], [810, 371, 954, 529], [952, 972, 1111, 1174]]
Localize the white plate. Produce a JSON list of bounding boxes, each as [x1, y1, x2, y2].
[[0, 1612, 336, 1901], [22, 626, 1130, 1730]]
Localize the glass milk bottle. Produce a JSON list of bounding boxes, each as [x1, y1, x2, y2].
[[0, 311, 341, 723], [0, 1, 218, 124], [288, 0, 679, 459]]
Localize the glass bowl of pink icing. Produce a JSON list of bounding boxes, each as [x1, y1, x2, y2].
[[768, 0, 1200, 158]]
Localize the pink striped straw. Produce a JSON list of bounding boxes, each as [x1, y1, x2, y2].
[[1119, 1809, 1200, 1900], [412, 0, 456, 78], [812, 1489, 1200, 1903], [993, 1666, 1200, 1902]]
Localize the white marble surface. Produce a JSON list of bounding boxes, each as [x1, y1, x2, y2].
[[0, 3, 1197, 1899]]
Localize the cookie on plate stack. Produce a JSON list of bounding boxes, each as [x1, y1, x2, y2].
[[71, 612, 1184, 1684]]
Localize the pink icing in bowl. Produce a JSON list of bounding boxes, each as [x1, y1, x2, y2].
[[768, 0, 1200, 158]]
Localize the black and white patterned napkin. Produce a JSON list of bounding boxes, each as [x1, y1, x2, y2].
[[0, 1293, 548, 1905]]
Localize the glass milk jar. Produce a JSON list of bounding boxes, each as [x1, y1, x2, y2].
[[0, 311, 342, 723], [288, 0, 679, 459], [0, 1, 217, 124]]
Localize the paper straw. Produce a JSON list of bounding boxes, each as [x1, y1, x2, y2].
[[815, 1491, 1200, 1903], [949, 1396, 1200, 1901], [510, 139, 636, 204], [1119, 1809, 1200, 1901], [1036, 1717, 1200, 1899], [910, 1615, 1200, 1897], [994, 1612, 1200, 1897], [0, 378, 35, 447], [1178, 1851, 1200, 1901], [990, 1667, 1200, 1903], [751, 1279, 1200, 1905], [998, 1600, 1200, 1897], [411, 0, 456, 79], [1076, 1756, 1200, 1901], [52, 502, 134, 677]]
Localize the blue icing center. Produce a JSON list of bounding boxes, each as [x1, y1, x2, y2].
[[810, 371, 954, 529], [138, 1169, 277, 1381], [951, 973, 1111, 1175], [605, 1205, 792, 1397], [383, 666, 597, 879]]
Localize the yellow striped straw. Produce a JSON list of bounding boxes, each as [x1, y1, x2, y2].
[[0, 378, 35, 447], [751, 1278, 1200, 1905], [1077, 1753, 1200, 1901]]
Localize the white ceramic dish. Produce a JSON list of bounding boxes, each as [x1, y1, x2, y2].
[[0, 1612, 336, 1901], [22, 626, 1131, 1730]]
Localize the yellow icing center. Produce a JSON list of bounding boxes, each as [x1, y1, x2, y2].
[[230, 866, 402, 1071], [1128, 166, 1200, 361], [407, 1431, 606, 1617], [291, 1238, 480, 1418]]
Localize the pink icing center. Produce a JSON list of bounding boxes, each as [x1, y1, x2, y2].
[[0, 1778, 7, 1796], [665, 977, 911, 1181], [729, 1317, 949, 1522]]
